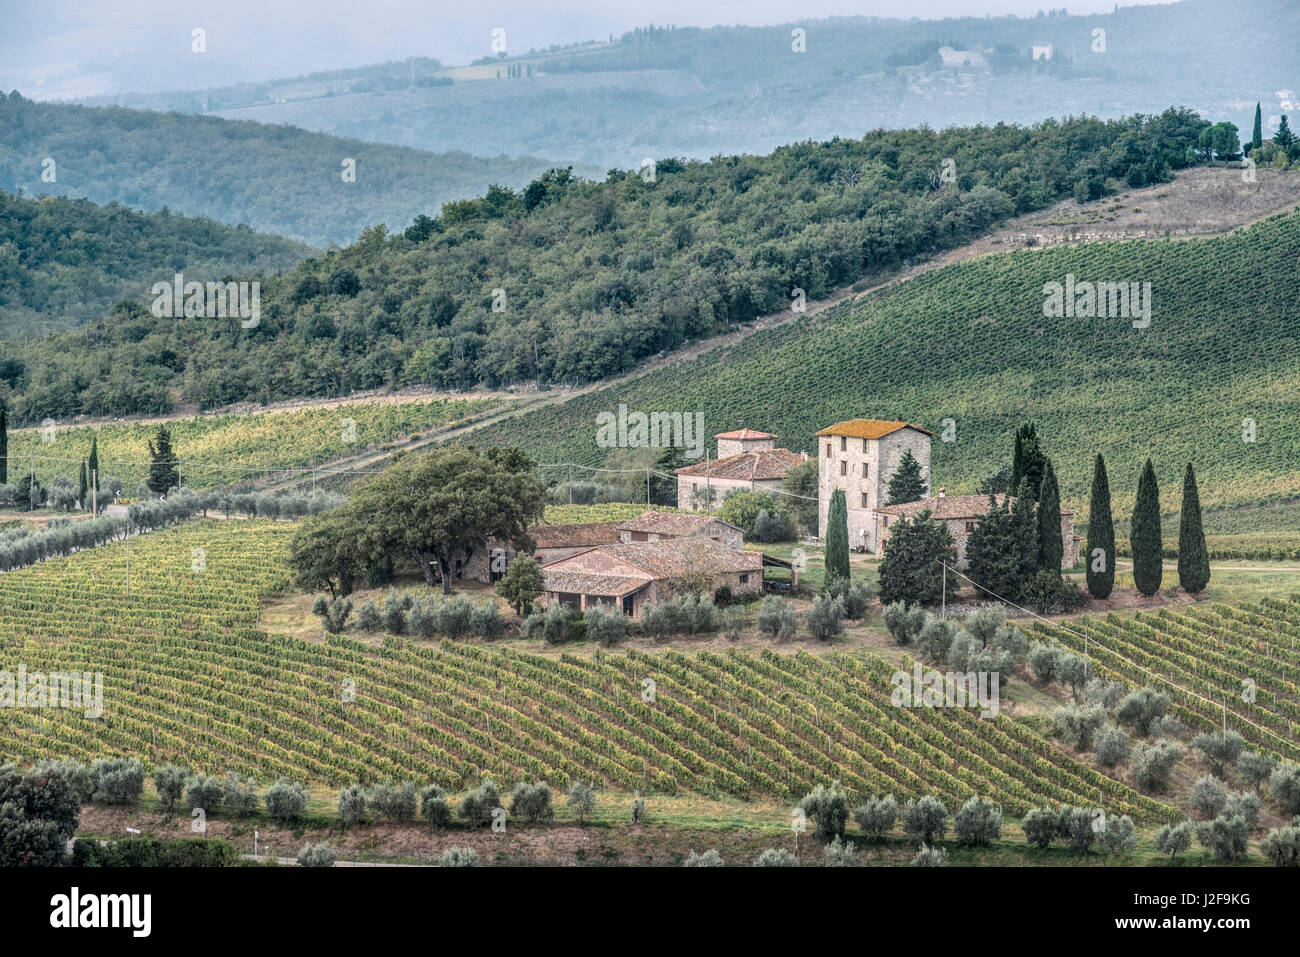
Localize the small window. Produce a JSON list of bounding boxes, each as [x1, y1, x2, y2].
[[965, 521, 977, 533], [739, 574, 749, 584], [863, 437, 869, 452], [825, 443, 831, 458], [861, 492, 869, 508], [864, 463, 869, 478], [840, 461, 847, 476], [840, 436, 847, 452], [883, 517, 889, 528]]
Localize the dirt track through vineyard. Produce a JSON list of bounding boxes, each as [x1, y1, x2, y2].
[[69, 166, 1299, 493]]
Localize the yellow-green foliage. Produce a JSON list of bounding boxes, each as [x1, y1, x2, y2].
[[542, 503, 680, 524], [8, 397, 497, 491]]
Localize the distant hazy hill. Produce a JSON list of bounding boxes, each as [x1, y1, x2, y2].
[[76, 0, 1300, 169], [0, 94, 599, 246], [0, 191, 313, 339]]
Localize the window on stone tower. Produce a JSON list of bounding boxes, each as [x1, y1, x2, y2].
[[861, 492, 869, 508], [840, 461, 847, 476], [863, 438, 869, 452], [840, 436, 847, 452], [825, 443, 831, 458]]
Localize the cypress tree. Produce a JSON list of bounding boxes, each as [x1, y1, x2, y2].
[[0, 404, 6, 485], [1009, 491, 1039, 598], [1130, 459, 1163, 597], [1085, 453, 1116, 599], [1008, 422, 1046, 500], [1252, 103, 1264, 151], [1177, 463, 1210, 594], [886, 449, 926, 505], [967, 493, 1036, 602], [1008, 427, 1026, 494], [88, 435, 99, 490], [1275, 114, 1295, 151], [824, 488, 851, 584], [147, 425, 180, 494], [78, 459, 88, 511], [1036, 458, 1063, 572]]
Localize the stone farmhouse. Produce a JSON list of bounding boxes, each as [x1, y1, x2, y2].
[[875, 492, 1081, 570], [674, 429, 806, 511], [817, 419, 935, 552], [542, 537, 763, 619]]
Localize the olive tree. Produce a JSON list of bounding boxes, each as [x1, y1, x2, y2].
[[902, 796, 949, 845], [953, 797, 1002, 847], [799, 781, 850, 842]]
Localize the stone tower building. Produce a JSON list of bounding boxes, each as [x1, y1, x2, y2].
[[816, 419, 934, 552]]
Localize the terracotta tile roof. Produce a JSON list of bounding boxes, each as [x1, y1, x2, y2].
[[615, 511, 739, 536], [599, 539, 763, 578], [544, 570, 651, 597], [674, 447, 804, 481], [713, 428, 776, 440], [548, 538, 762, 582], [816, 419, 937, 439], [529, 521, 621, 549], [875, 493, 1073, 521]]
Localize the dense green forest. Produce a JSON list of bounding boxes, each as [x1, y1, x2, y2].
[[75, 1, 1298, 168], [0, 93, 594, 246], [0, 191, 313, 339], [0, 109, 1209, 422], [468, 209, 1300, 515]]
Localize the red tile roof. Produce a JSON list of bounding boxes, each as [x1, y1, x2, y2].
[[875, 493, 1074, 520], [529, 521, 622, 549], [544, 571, 651, 597], [674, 447, 804, 481], [816, 419, 936, 439], [615, 511, 740, 536], [546, 538, 762, 583]]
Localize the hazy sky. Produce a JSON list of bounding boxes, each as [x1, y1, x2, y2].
[[2, 0, 1176, 100]]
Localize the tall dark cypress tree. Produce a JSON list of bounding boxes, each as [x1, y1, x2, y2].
[[1177, 463, 1210, 594], [0, 404, 7, 485], [147, 425, 179, 494], [1008, 422, 1047, 500], [1131, 459, 1163, 597], [1009, 491, 1039, 598], [1036, 459, 1063, 572], [1253, 102, 1264, 151], [1085, 453, 1116, 599], [78, 459, 88, 511], [88, 435, 99, 490], [824, 488, 851, 584], [1008, 426, 1027, 495]]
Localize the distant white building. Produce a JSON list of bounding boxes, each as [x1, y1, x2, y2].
[[938, 46, 988, 68], [1032, 44, 1054, 61]]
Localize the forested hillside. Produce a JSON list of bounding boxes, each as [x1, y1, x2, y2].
[[0, 110, 1208, 421], [77, 0, 1298, 168], [468, 209, 1300, 515], [0, 93, 596, 246], [0, 192, 313, 339]]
